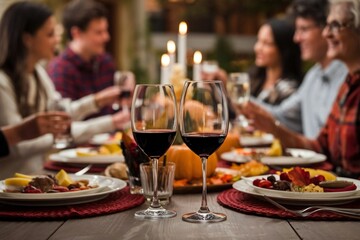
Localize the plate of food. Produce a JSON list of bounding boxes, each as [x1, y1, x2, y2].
[[49, 146, 124, 165], [235, 167, 360, 204], [173, 168, 242, 194], [89, 132, 123, 145], [233, 179, 360, 206], [0, 170, 126, 206], [240, 132, 274, 147], [221, 148, 268, 163]]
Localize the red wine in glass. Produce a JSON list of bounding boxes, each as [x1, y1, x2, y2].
[[179, 80, 229, 223], [133, 130, 177, 158], [182, 132, 225, 158], [131, 84, 177, 219]]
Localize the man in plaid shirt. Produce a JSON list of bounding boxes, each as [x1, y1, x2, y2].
[[48, 0, 127, 119]]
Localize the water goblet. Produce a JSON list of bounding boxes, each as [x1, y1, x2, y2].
[[227, 72, 251, 128], [179, 80, 229, 223], [131, 84, 177, 218], [47, 98, 74, 149]]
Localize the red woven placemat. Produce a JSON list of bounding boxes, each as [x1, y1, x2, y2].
[[0, 186, 144, 220], [217, 189, 360, 220], [43, 161, 105, 173]]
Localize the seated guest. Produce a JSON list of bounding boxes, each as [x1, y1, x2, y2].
[[255, 0, 348, 138], [0, 1, 130, 157], [242, 0, 360, 178], [0, 112, 70, 157], [249, 18, 303, 105], [48, 0, 134, 119]]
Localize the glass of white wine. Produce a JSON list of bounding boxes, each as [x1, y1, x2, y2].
[[227, 72, 250, 128]]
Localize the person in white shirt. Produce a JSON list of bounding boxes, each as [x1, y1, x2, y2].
[[0, 2, 130, 158]]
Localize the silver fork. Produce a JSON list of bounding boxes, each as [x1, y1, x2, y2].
[[263, 195, 360, 219], [74, 164, 93, 176]]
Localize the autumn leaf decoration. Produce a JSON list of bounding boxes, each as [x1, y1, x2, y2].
[[287, 167, 311, 187]]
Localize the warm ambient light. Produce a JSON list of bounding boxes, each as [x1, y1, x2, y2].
[[161, 54, 170, 67], [167, 40, 176, 54], [179, 21, 187, 35], [193, 51, 202, 64]]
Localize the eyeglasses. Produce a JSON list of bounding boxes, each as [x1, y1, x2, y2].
[[325, 20, 354, 33], [295, 24, 320, 35]]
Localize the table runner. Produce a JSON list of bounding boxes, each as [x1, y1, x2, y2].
[[217, 188, 360, 220], [0, 187, 144, 220]]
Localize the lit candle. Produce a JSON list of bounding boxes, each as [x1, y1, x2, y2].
[[167, 40, 176, 67], [193, 51, 202, 81], [161, 54, 170, 84], [178, 21, 187, 75]]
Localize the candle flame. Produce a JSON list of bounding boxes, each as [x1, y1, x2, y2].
[[179, 21, 187, 35], [193, 51, 202, 64], [167, 40, 176, 54], [161, 54, 170, 67]]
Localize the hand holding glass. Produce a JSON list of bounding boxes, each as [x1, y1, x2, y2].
[[179, 80, 229, 223], [113, 71, 134, 111], [47, 98, 73, 149], [227, 72, 250, 127], [131, 84, 177, 218]]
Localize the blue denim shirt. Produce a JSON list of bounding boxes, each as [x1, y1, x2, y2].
[[256, 60, 348, 139]]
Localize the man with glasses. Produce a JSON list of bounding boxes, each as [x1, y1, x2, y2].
[[254, 0, 348, 138], [242, 0, 360, 178]]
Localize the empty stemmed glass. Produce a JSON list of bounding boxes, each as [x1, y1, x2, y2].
[[227, 72, 251, 128], [131, 84, 177, 218], [179, 80, 229, 223]]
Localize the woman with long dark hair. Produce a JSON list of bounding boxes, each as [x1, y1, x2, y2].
[[250, 18, 303, 105], [0, 1, 130, 157]]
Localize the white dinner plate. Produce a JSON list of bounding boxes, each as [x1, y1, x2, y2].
[[261, 148, 326, 166], [240, 133, 274, 147], [220, 148, 268, 163], [0, 175, 126, 206], [221, 151, 250, 163], [233, 175, 360, 206], [49, 148, 124, 165]]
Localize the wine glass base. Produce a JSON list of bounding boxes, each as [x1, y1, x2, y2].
[[134, 206, 176, 219], [182, 211, 227, 223]]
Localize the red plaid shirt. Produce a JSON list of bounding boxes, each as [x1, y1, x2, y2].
[[311, 71, 360, 174], [47, 47, 116, 118]]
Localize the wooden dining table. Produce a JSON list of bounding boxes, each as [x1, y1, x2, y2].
[[0, 153, 358, 240]]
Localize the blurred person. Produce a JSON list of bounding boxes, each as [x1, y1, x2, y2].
[[0, 112, 70, 157], [0, 1, 130, 157], [249, 18, 303, 105], [242, 0, 360, 178], [205, 18, 302, 106], [48, 0, 135, 119], [253, 0, 348, 138]]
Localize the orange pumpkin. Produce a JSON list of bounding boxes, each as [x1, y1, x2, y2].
[[215, 132, 241, 157], [166, 145, 218, 181]]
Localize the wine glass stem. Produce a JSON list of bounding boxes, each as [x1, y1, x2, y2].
[[200, 157, 210, 213], [150, 158, 161, 208]]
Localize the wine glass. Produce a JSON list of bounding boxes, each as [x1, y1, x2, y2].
[[131, 84, 177, 218], [179, 80, 229, 223], [227, 72, 251, 128], [112, 71, 134, 111]]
